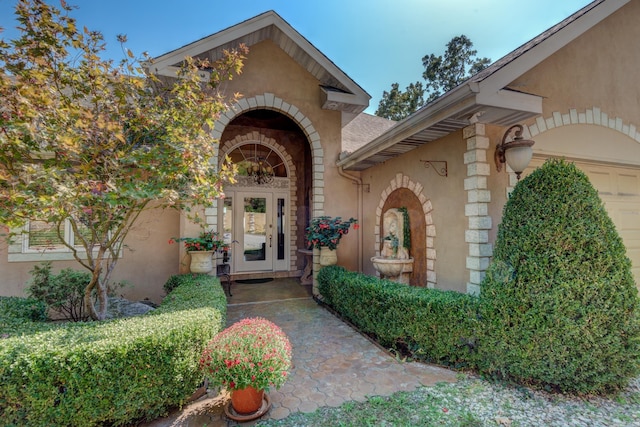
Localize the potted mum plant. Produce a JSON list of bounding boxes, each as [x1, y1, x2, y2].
[[169, 230, 227, 273], [305, 216, 358, 266], [200, 317, 292, 416]]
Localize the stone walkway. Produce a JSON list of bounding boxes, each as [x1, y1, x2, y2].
[[143, 296, 457, 426]]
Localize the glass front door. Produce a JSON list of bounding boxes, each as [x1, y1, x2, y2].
[[225, 191, 288, 273]]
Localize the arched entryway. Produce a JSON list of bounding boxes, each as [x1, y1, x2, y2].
[[217, 108, 313, 278]]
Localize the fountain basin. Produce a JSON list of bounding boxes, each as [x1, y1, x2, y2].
[[371, 256, 414, 284]]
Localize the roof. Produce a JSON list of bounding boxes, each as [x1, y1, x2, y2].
[[341, 113, 397, 154], [150, 11, 370, 114], [338, 0, 629, 171]]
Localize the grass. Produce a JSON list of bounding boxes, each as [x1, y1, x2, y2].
[[257, 375, 640, 427], [258, 380, 483, 427]]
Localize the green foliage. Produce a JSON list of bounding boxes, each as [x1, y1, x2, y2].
[[397, 206, 411, 251], [0, 275, 227, 426], [27, 262, 90, 321], [375, 81, 425, 121], [0, 296, 47, 325], [421, 35, 490, 102], [376, 35, 490, 120], [478, 159, 640, 394], [27, 262, 126, 321], [318, 266, 478, 368], [305, 216, 358, 250], [170, 230, 227, 252], [156, 274, 228, 315], [0, 0, 246, 320]]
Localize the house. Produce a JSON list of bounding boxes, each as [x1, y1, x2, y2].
[[1, 0, 638, 302]]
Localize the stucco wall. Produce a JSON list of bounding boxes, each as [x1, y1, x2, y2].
[[509, 1, 640, 127], [0, 206, 179, 304], [361, 131, 468, 292]]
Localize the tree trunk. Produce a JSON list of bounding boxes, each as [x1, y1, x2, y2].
[[84, 263, 108, 321]]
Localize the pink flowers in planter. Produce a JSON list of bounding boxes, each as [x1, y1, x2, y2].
[[200, 317, 292, 391], [305, 216, 359, 250]]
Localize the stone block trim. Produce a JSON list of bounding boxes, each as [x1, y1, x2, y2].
[[505, 107, 640, 196], [209, 94, 325, 275], [373, 173, 436, 288], [528, 107, 640, 142], [464, 123, 492, 295]]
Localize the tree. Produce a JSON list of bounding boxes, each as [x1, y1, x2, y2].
[[0, 0, 247, 320], [376, 35, 490, 120], [375, 82, 424, 122], [478, 160, 640, 394]]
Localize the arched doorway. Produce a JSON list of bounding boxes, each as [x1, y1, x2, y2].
[[222, 142, 290, 272], [218, 109, 312, 278]]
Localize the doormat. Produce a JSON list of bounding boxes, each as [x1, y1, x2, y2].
[[235, 278, 274, 284]]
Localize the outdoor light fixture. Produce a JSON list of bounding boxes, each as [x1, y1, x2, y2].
[[248, 158, 274, 185], [494, 124, 535, 180]]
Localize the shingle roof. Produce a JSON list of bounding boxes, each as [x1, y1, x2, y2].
[[342, 114, 397, 154]]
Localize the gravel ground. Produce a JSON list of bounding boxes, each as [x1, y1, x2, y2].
[[423, 374, 640, 426]]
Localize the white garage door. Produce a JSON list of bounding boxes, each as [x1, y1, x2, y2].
[[528, 158, 640, 288]]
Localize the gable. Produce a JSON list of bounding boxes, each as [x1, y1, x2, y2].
[[507, 0, 640, 123], [150, 11, 370, 114]]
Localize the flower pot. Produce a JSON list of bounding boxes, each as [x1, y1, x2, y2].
[[188, 250, 214, 273], [319, 246, 337, 266], [231, 386, 264, 415]]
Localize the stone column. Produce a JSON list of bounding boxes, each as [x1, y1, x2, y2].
[[463, 123, 492, 295]]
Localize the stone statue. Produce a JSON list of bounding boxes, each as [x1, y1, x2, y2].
[[381, 208, 409, 259]]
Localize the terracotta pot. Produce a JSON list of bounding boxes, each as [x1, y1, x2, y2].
[[188, 250, 214, 274], [231, 386, 264, 414], [319, 246, 337, 266]]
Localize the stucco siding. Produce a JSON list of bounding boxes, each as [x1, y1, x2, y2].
[[362, 131, 468, 292], [509, 1, 640, 125]]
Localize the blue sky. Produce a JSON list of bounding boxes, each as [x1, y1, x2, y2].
[[0, 0, 593, 114]]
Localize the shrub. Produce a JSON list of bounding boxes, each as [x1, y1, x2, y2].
[[0, 274, 227, 426], [0, 296, 47, 323], [318, 266, 478, 367], [27, 262, 127, 321], [478, 159, 640, 394]]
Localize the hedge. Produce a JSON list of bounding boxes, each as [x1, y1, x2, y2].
[[478, 159, 640, 394], [317, 266, 479, 368], [0, 273, 227, 426]]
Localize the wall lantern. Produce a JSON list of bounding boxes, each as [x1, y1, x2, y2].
[[494, 124, 535, 180]]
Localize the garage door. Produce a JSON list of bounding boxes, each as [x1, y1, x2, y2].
[[528, 158, 640, 288]]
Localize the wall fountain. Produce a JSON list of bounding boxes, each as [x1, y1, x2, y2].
[[371, 208, 414, 284]]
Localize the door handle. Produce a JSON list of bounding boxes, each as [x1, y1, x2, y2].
[[269, 234, 272, 248]]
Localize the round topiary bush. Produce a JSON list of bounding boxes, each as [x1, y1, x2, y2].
[[478, 159, 640, 394]]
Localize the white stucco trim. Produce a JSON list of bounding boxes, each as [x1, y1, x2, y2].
[[374, 173, 436, 288]]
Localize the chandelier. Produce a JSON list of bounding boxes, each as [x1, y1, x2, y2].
[[247, 157, 274, 184]]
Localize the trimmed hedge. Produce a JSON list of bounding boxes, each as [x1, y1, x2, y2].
[[318, 266, 478, 368], [0, 274, 227, 426], [478, 159, 640, 394]]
